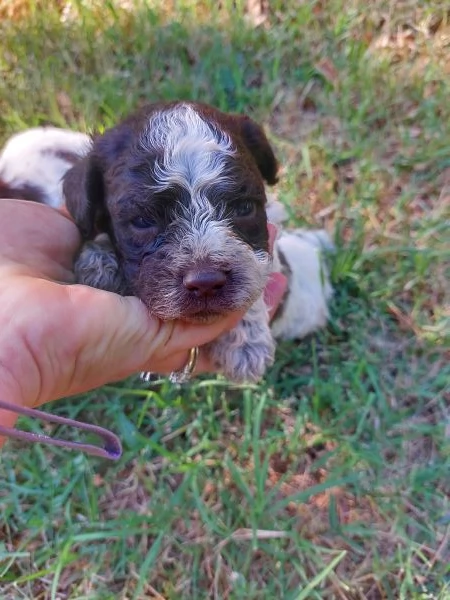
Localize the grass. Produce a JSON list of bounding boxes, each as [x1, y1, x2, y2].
[[0, 0, 449, 597]]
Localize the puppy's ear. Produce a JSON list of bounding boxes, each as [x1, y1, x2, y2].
[[64, 122, 133, 238], [238, 115, 279, 185], [63, 155, 105, 239]]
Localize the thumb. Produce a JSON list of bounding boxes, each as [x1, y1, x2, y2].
[[61, 285, 244, 395]]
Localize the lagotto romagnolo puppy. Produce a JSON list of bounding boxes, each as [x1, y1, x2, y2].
[[0, 107, 334, 383], [63, 101, 278, 383]]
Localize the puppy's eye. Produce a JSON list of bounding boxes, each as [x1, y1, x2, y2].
[[232, 200, 256, 218], [130, 215, 157, 229]]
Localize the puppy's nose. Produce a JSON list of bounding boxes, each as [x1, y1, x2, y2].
[[183, 269, 227, 297]]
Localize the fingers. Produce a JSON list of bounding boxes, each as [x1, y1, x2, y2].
[[139, 346, 217, 378], [0, 199, 81, 281], [53, 285, 245, 397]]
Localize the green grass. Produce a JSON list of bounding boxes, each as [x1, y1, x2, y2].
[[0, 1, 449, 598]]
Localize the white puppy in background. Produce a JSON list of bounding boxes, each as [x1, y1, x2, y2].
[[266, 197, 334, 341], [0, 126, 91, 207]]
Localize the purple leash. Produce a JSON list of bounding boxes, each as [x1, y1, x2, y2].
[[0, 399, 122, 460]]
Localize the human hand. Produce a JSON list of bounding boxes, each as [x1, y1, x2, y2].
[[0, 200, 286, 442]]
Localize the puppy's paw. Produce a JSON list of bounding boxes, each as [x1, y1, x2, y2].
[[207, 297, 275, 384], [74, 233, 127, 294]]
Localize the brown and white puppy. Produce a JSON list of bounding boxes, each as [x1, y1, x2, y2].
[[63, 101, 279, 383], [0, 127, 91, 207]]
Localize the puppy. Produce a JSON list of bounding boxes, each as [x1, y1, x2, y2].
[[63, 101, 279, 383], [0, 126, 91, 207], [264, 196, 334, 339]]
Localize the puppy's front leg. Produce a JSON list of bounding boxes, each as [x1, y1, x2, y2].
[[74, 234, 127, 294], [206, 295, 275, 384]]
